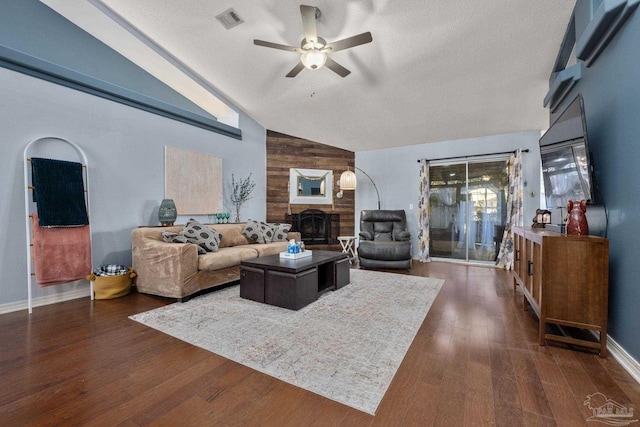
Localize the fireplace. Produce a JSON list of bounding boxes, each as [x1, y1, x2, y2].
[[286, 209, 339, 245]]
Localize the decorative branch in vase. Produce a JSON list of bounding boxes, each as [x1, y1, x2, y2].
[[228, 173, 256, 223]]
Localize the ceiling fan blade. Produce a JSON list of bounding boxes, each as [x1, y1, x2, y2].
[[286, 61, 306, 78], [324, 32, 373, 53], [254, 39, 301, 53], [300, 5, 319, 44], [324, 57, 351, 77]]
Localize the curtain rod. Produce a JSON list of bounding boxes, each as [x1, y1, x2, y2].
[[416, 148, 529, 163]]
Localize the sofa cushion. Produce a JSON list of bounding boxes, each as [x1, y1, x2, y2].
[[198, 246, 259, 271], [242, 220, 274, 244], [217, 223, 253, 248], [253, 241, 289, 257]]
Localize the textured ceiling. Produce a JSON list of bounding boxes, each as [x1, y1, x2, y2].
[[49, 0, 575, 152]]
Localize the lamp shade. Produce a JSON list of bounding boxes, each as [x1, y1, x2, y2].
[[339, 170, 357, 190]]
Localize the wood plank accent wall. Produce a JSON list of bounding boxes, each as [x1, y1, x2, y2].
[[266, 130, 356, 238]]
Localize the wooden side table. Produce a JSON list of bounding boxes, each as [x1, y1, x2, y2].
[[338, 236, 357, 263]]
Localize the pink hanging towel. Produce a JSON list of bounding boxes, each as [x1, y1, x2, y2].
[[31, 213, 92, 286]]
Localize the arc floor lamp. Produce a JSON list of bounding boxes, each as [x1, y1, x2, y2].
[[336, 166, 381, 210]]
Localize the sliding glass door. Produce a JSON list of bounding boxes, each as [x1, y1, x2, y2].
[[428, 158, 508, 263]]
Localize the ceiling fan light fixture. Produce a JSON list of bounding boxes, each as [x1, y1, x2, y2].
[[301, 49, 327, 70], [253, 5, 372, 78]]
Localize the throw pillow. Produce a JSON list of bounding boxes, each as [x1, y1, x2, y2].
[[162, 231, 190, 245], [163, 231, 207, 254], [182, 219, 223, 253], [270, 223, 292, 242], [242, 219, 274, 244]]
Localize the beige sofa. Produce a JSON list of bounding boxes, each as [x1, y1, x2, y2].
[[131, 222, 300, 301]]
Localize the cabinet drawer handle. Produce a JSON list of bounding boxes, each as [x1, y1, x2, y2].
[[527, 260, 533, 277], [515, 249, 520, 261]]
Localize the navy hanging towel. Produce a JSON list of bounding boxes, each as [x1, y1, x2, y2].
[[31, 157, 89, 227]]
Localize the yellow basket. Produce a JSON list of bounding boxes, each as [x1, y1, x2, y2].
[[87, 267, 136, 300]]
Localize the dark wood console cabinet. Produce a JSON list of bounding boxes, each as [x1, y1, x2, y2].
[[512, 227, 609, 356]]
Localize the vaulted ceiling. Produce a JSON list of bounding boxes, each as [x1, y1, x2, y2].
[[42, 0, 575, 152]]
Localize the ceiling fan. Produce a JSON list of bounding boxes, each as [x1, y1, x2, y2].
[[253, 5, 373, 78]]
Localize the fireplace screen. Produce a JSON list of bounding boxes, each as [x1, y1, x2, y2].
[[286, 209, 340, 245]]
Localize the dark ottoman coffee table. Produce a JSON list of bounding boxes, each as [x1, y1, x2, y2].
[[240, 250, 350, 310]]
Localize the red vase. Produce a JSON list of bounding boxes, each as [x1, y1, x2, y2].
[[566, 200, 589, 236]]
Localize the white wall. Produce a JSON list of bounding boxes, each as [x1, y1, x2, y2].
[[0, 68, 266, 310], [354, 131, 542, 258]]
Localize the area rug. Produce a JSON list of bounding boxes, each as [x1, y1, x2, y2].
[[129, 269, 444, 414]]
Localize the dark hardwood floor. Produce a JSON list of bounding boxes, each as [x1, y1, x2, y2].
[[1, 261, 639, 426]]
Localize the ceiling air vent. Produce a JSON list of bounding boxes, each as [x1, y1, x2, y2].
[[216, 8, 244, 30]]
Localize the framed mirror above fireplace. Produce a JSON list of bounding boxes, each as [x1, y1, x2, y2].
[[289, 168, 333, 205]]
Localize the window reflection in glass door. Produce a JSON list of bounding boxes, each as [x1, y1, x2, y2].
[[428, 159, 508, 263]]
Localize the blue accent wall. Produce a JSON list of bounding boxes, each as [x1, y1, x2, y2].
[[0, 1, 265, 309], [557, 2, 640, 360], [0, 0, 240, 138]]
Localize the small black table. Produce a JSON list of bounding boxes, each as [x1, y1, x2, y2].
[[239, 250, 350, 310]]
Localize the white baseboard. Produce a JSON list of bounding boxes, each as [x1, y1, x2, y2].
[[607, 336, 640, 384], [0, 288, 91, 315]]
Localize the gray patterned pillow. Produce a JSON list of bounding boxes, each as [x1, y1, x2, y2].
[[182, 219, 222, 253], [242, 219, 274, 244], [162, 230, 207, 254], [270, 223, 292, 242], [163, 220, 222, 254], [162, 231, 190, 245]]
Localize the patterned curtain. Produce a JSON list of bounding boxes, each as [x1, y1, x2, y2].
[[418, 159, 431, 262], [496, 150, 524, 270]]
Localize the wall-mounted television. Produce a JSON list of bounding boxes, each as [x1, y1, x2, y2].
[[539, 95, 594, 209]]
